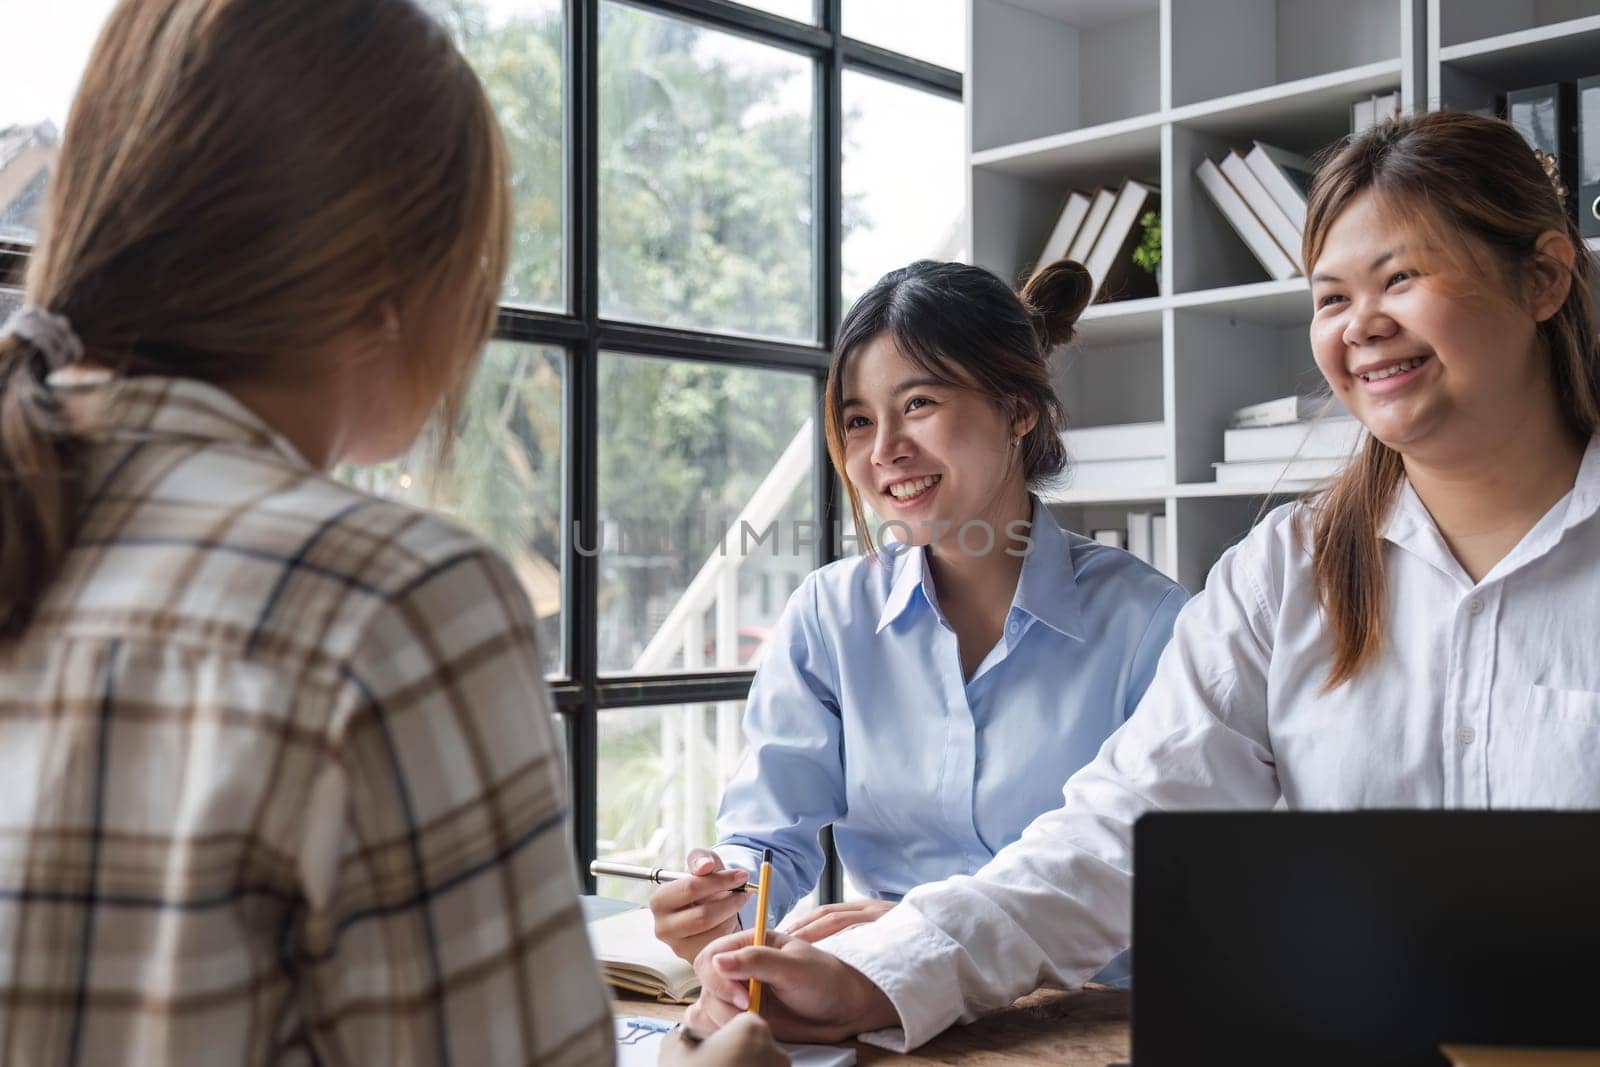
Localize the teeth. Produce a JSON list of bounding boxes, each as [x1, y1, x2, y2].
[[889, 475, 941, 500], [1359, 356, 1427, 382]]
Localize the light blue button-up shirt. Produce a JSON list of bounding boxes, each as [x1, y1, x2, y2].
[[714, 498, 1187, 968]]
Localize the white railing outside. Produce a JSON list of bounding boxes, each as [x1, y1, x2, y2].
[[613, 418, 815, 873]]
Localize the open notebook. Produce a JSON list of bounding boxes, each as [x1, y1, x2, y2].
[[587, 905, 700, 1004]]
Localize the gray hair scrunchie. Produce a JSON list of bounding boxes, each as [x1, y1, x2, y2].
[[2, 306, 86, 375]]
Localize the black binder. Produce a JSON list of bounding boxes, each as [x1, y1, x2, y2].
[[1577, 75, 1600, 239], [1505, 82, 1579, 224]]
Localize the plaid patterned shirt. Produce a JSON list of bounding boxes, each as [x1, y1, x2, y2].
[[0, 375, 613, 1066]]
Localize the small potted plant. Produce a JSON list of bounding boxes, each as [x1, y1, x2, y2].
[[1133, 210, 1161, 293]]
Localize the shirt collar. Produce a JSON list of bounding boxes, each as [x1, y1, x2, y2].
[[55, 372, 314, 471], [1383, 435, 1600, 583], [874, 496, 1086, 641], [1010, 497, 1086, 641], [1567, 434, 1600, 525], [876, 538, 935, 634]]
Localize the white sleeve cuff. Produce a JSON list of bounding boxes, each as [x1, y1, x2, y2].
[[816, 904, 968, 1052]]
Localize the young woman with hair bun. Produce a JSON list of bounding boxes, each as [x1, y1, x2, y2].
[[648, 258, 1188, 971], [684, 110, 1600, 1053]]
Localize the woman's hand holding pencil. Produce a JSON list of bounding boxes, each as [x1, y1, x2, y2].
[[648, 848, 752, 963], [684, 926, 899, 1044]]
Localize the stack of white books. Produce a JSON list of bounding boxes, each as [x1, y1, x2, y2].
[[1092, 512, 1170, 576], [1212, 396, 1363, 486], [1194, 141, 1314, 281], [1062, 421, 1166, 491], [1035, 179, 1160, 305], [1352, 90, 1401, 135]]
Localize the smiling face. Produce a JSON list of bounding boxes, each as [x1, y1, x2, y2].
[[840, 333, 1033, 548], [1308, 191, 1558, 464]]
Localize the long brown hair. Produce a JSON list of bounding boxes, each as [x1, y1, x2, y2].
[[824, 258, 1094, 557], [1301, 110, 1600, 687], [0, 0, 511, 638]]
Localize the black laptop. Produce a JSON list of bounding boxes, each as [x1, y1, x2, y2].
[[1126, 811, 1600, 1066]]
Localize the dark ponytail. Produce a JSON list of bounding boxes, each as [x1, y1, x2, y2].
[[1021, 257, 1094, 351], [823, 257, 1091, 556], [0, 327, 86, 638]]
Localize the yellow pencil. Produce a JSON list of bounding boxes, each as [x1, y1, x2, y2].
[[748, 848, 773, 1014]]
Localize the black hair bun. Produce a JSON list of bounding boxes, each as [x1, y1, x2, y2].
[[1020, 258, 1093, 352]]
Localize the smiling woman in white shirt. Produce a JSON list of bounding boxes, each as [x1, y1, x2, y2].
[[646, 259, 1187, 971], [681, 109, 1600, 1050]]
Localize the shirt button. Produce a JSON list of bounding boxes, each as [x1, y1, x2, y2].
[[1006, 619, 1021, 636], [1458, 727, 1476, 745], [1468, 598, 1484, 616]]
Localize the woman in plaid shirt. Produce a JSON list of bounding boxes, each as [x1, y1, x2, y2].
[[0, 1, 782, 1064]]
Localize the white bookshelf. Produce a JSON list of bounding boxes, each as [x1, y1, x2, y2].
[[1430, 1, 1600, 112], [968, 0, 1425, 590], [971, 0, 1600, 592]]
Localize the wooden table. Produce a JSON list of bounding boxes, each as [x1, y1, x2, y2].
[[615, 986, 1130, 1065]]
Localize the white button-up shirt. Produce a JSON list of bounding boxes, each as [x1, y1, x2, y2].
[[823, 436, 1600, 1052]]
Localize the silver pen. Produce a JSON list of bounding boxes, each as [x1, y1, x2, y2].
[[589, 859, 758, 893]]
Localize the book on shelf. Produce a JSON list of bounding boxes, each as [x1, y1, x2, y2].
[[587, 905, 699, 1004], [1122, 511, 1169, 576], [1351, 91, 1400, 135], [1085, 178, 1159, 302], [1224, 416, 1363, 462], [1352, 95, 1375, 134], [1064, 420, 1165, 462], [1195, 158, 1298, 281], [1228, 393, 1345, 429], [1220, 151, 1303, 272], [1127, 510, 1153, 563], [1067, 188, 1116, 264], [1213, 455, 1348, 485], [1038, 190, 1092, 268], [1092, 528, 1126, 549], [1243, 141, 1313, 231], [1068, 456, 1167, 491]]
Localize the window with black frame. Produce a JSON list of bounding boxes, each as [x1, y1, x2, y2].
[[0, 0, 965, 902]]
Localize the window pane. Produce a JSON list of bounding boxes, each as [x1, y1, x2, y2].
[[596, 700, 747, 904], [844, 0, 966, 71], [596, 699, 822, 921], [733, 0, 816, 22], [595, 353, 816, 674], [600, 4, 817, 341], [842, 71, 966, 311], [551, 711, 571, 800], [1, 2, 115, 243], [422, 0, 566, 311], [343, 342, 567, 676]]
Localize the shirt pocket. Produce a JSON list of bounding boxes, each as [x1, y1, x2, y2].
[[1491, 685, 1600, 808]]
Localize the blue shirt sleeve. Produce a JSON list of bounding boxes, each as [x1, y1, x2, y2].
[[1123, 584, 1188, 721], [713, 573, 847, 927]]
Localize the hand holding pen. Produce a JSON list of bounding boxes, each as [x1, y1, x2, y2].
[[641, 848, 754, 964]]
